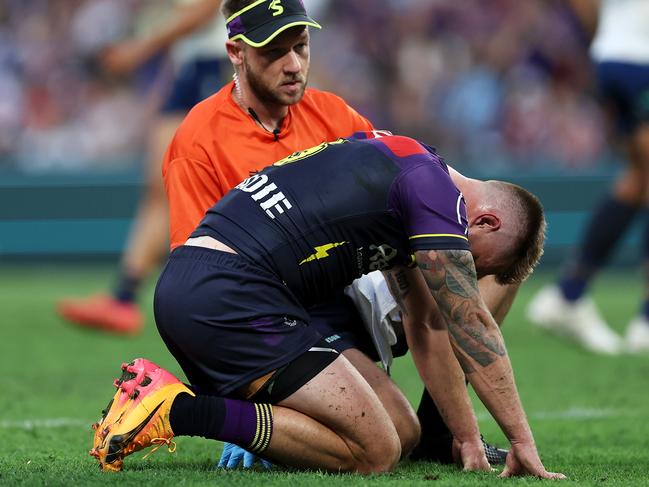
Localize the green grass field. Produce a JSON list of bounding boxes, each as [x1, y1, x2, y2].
[[2, 264, 648, 486]]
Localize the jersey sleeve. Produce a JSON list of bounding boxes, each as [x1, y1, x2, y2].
[[163, 155, 224, 250], [390, 161, 470, 252]]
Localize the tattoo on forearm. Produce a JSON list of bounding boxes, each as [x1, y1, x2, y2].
[[384, 269, 411, 316], [450, 346, 476, 373], [417, 249, 505, 371], [395, 270, 409, 292]]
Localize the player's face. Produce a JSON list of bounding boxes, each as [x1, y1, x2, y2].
[[242, 27, 310, 106]]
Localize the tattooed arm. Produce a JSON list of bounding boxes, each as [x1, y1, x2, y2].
[[383, 266, 489, 471], [416, 249, 564, 479], [479, 275, 520, 327]]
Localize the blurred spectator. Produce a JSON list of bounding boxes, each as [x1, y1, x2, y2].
[[0, 0, 610, 173]]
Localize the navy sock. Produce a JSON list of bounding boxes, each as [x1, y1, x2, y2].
[[170, 393, 273, 453], [113, 271, 141, 303], [409, 388, 453, 463], [559, 196, 638, 301]]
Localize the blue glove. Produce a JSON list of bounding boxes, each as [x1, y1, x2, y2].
[[217, 443, 273, 469]]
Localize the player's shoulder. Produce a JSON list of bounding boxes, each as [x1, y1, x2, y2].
[[352, 132, 434, 159]]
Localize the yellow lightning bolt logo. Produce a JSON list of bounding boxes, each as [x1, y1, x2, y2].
[[299, 242, 347, 265]]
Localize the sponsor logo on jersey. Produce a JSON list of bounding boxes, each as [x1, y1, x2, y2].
[[368, 244, 398, 270], [324, 334, 341, 344], [299, 241, 347, 265], [273, 138, 346, 166]]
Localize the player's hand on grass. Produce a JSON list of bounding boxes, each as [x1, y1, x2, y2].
[[499, 442, 566, 479], [217, 443, 273, 469], [452, 438, 491, 472]]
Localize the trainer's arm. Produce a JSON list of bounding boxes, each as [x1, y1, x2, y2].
[[415, 249, 563, 478], [383, 267, 488, 471]]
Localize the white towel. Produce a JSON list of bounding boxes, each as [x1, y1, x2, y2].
[[344, 271, 401, 373]]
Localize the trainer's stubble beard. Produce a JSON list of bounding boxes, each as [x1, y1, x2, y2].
[[242, 57, 308, 108]]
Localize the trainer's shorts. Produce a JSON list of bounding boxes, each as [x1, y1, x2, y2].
[[154, 246, 321, 397], [596, 61, 649, 134]]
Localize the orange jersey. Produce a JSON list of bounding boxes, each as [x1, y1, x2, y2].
[[163, 80, 374, 249]]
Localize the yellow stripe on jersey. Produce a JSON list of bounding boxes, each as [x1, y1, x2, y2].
[[409, 233, 469, 241]]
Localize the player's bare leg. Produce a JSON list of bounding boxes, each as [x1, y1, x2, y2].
[[93, 355, 401, 473], [526, 150, 639, 354], [120, 115, 183, 277], [266, 353, 401, 472], [342, 348, 420, 458]]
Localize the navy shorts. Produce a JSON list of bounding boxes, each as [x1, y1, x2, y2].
[[308, 293, 379, 361], [596, 61, 649, 134], [160, 58, 225, 114], [154, 246, 321, 397]]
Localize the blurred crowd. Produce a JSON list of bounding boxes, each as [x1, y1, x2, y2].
[[0, 0, 610, 173]]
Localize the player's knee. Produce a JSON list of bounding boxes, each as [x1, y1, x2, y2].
[[399, 412, 421, 459], [355, 427, 401, 473]]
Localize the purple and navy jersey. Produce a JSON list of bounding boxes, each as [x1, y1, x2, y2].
[[193, 132, 469, 305]]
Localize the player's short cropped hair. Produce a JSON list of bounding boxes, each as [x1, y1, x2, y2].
[[492, 181, 546, 285]]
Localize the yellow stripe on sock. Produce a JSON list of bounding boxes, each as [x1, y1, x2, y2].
[[250, 403, 262, 452], [259, 404, 273, 451]]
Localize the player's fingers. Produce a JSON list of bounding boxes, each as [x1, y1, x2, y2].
[[243, 452, 254, 468], [542, 472, 567, 480], [463, 458, 491, 472], [260, 459, 273, 470]]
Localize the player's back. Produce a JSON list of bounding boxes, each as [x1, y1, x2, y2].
[[192, 134, 468, 305]]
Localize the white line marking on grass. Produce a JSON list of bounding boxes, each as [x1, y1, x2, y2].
[[0, 407, 626, 431], [531, 407, 619, 420], [0, 418, 91, 430]]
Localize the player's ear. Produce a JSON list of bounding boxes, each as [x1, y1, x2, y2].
[[471, 213, 501, 232], [226, 39, 245, 67]]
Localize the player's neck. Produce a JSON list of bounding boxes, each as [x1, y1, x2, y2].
[[232, 75, 287, 133], [448, 166, 472, 192], [450, 170, 482, 206]]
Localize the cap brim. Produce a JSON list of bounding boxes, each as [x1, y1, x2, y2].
[[232, 14, 321, 47]]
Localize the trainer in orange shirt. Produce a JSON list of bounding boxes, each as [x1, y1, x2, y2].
[[161, 0, 509, 469], [164, 71, 373, 249]]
